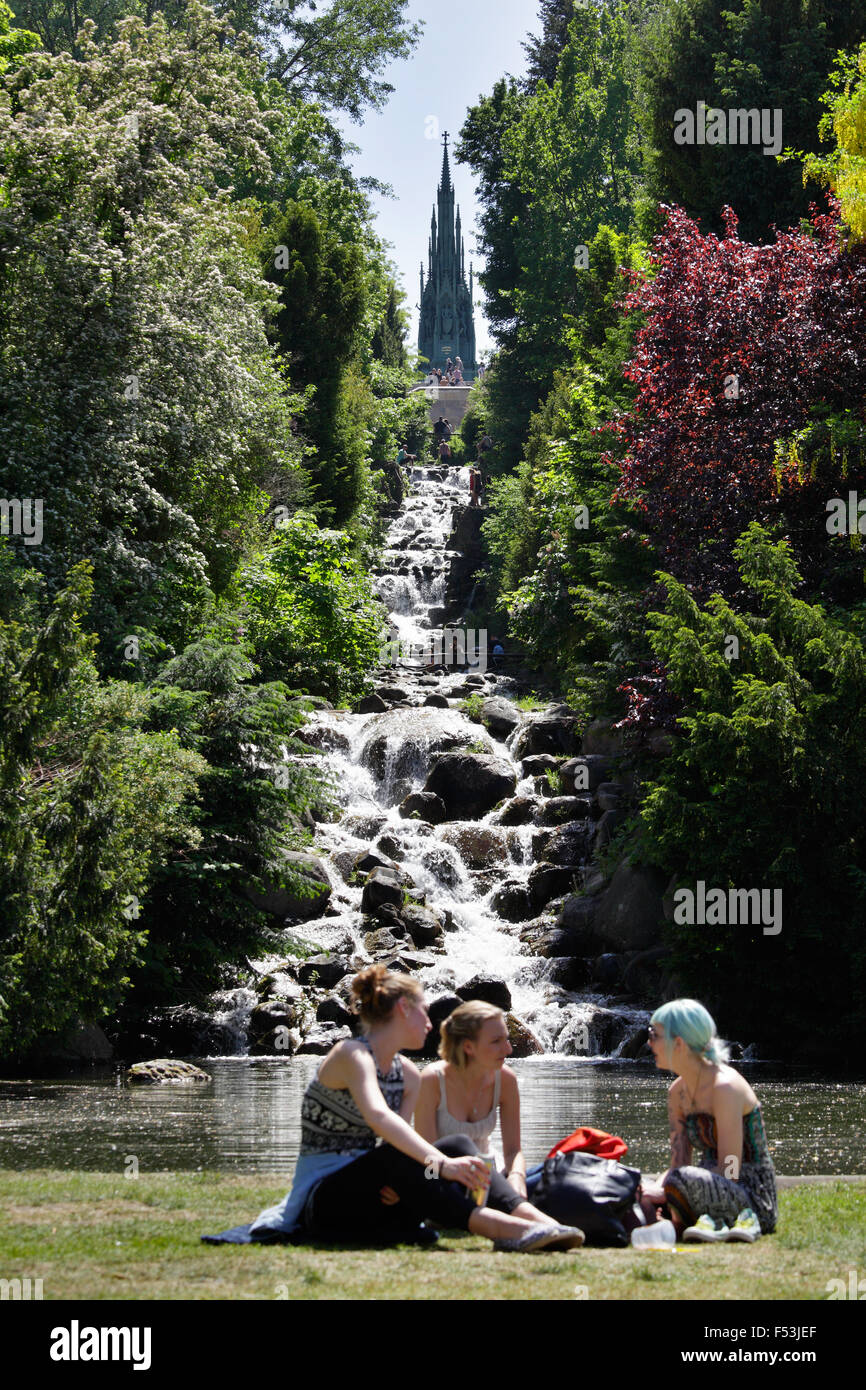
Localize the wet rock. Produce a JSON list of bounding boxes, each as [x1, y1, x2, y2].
[[360, 866, 409, 912], [559, 755, 614, 796], [480, 696, 521, 738], [491, 882, 534, 922], [297, 1023, 353, 1055], [251, 1027, 301, 1056], [127, 1059, 211, 1084], [594, 862, 667, 951], [439, 825, 508, 869], [494, 796, 538, 826], [361, 711, 471, 784], [244, 851, 331, 923], [506, 1014, 544, 1057], [297, 954, 351, 989], [546, 956, 591, 990], [354, 848, 399, 876], [364, 927, 401, 955], [592, 808, 622, 853], [295, 724, 351, 754], [521, 754, 565, 778], [316, 995, 354, 1029], [375, 833, 404, 861], [423, 693, 450, 708], [400, 904, 444, 947], [375, 685, 409, 702], [621, 946, 670, 996], [424, 751, 516, 819], [256, 973, 303, 1004], [357, 693, 389, 713], [250, 999, 300, 1037], [512, 713, 580, 760], [592, 953, 623, 987], [49, 1021, 113, 1063], [542, 822, 590, 866], [556, 893, 601, 941], [534, 796, 592, 826], [619, 1025, 649, 1059], [456, 975, 512, 1011], [528, 863, 578, 910], [343, 813, 388, 841], [385, 949, 436, 970], [399, 791, 447, 823]]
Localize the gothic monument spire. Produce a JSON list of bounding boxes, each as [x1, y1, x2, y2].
[[418, 132, 476, 378]]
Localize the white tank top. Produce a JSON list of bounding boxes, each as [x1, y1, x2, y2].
[[435, 1066, 501, 1154]]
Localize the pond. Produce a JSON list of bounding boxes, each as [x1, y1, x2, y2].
[[1, 1059, 863, 1178]]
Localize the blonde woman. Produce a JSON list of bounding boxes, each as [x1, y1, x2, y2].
[[414, 1001, 558, 1226]]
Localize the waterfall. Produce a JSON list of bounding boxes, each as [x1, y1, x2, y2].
[[250, 463, 648, 1058]]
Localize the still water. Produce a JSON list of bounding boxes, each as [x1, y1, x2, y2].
[[1, 1060, 863, 1177]]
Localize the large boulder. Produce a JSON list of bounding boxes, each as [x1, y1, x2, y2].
[[244, 851, 331, 923], [421, 992, 463, 1057], [297, 954, 351, 989], [456, 975, 512, 1011], [127, 1059, 211, 1084], [297, 1023, 353, 1055], [541, 822, 590, 866], [534, 796, 592, 826], [506, 1014, 544, 1056], [593, 862, 667, 952], [364, 927, 401, 956], [512, 711, 580, 760], [399, 791, 447, 823], [491, 882, 534, 922], [559, 756, 614, 796], [494, 796, 538, 826], [528, 863, 577, 910], [360, 866, 410, 913], [400, 904, 445, 948], [480, 697, 522, 739], [357, 693, 389, 713], [580, 718, 630, 757], [439, 824, 509, 869], [424, 752, 516, 820]]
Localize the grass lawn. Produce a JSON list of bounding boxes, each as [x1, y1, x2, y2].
[[1, 1170, 864, 1301]]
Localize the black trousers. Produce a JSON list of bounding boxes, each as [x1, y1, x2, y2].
[[305, 1134, 523, 1242]]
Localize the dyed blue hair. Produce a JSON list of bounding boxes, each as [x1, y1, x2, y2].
[[650, 999, 730, 1064]]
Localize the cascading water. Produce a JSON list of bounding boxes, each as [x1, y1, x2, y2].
[[251, 463, 648, 1057]]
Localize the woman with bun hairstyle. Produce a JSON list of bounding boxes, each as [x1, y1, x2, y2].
[[250, 966, 583, 1251], [414, 1001, 551, 1222], [641, 999, 777, 1239]]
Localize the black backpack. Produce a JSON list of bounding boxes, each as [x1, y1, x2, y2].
[[532, 1151, 642, 1247]]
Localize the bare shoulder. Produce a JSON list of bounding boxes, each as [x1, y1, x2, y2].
[[400, 1056, 422, 1086], [318, 1037, 372, 1087], [668, 1075, 684, 1099], [713, 1064, 756, 1109], [501, 1064, 519, 1095]]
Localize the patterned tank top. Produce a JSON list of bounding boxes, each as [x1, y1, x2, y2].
[[298, 1036, 404, 1156]]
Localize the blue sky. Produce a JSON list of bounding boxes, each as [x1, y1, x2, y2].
[[338, 0, 536, 359]]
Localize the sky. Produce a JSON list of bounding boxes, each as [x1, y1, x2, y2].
[[337, 0, 537, 359]]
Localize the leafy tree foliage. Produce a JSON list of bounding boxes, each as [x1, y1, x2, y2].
[[0, 553, 203, 1057], [638, 524, 866, 1057], [635, 0, 866, 242]]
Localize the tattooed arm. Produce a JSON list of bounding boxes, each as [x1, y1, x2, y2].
[[661, 1079, 692, 1182]]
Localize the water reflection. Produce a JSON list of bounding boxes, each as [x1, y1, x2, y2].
[[0, 1060, 863, 1177]]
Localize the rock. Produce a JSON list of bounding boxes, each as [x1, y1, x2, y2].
[[439, 824, 508, 869], [375, 685, 409, 702], [376, 833, 404, 861], [580, 718, 629, 757], [251, 1027, 301, 1056], [364, 927, 401, 955], [494, 796, 538, 826], [244, 851, 331, 923], [424, 751, 516, 819], [506, 1013, 544, 1057], [297, 954, 351, 989], [354, 848, 399, 876], [296, 1023, 353, 1055], [491, 882, 534, 921], [370, 901, 405, 932], [542, 822, 590, 866], [559, 755, 614, 796], [360, 866, 409, 913], [596, 782, 623, 812], [480, 696, 522, 738], [534, 796, 592, 826], [127, 1059, 211, 1084], [557, 894, 601, 943], [592, 808, 622, 853], [546, 956, 591, 990], [512, 713, 579, 760], [360, 710, 472, 784], [342, 813, 388, 840], [295, 724, 351, 754], [50, 1021, 113, 1063], [593, 862, 667, 951], [528, 863, 577, 910], [520, 754, 565, 778], [456, 975, 512, 1011], [423, 693, 450, 708], [592, 953, 623, 987], [419, 992, 462, 1056], [400, 904, 444, 947], [249, 999, 300, 1035], [619, 1025, 649, 1059], [316, 995, 354, 1029], [357, 693, 389, 713], [399, 791, 447, 824]]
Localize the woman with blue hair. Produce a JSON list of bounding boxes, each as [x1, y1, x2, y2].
[[642, 999, 777, 1241]]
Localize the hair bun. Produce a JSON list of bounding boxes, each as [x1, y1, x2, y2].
[[351, 963, 387, 1012]]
